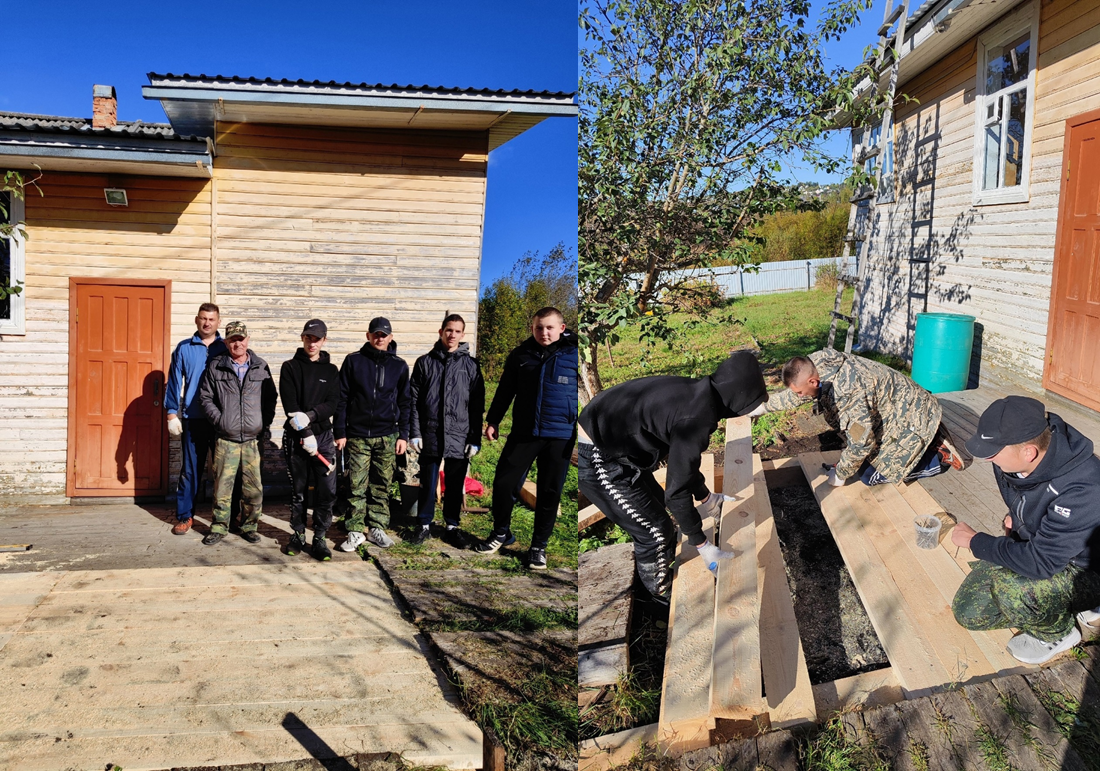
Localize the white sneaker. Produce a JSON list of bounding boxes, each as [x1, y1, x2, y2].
[[366, 527, 395, 548], [1078, 606, 1100, 629], [1006, 627, 1082, 664], [339, 531, 366, 552]]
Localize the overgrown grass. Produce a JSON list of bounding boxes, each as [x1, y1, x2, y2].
[[800, 714, 889, 771], [1028, 679, 1100, 770], [465, 664, 579, 756], [424, 604, 578, 634]]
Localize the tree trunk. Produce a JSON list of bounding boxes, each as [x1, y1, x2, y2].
[[579, 342, 603, 405]]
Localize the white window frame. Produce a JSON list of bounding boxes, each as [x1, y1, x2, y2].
[[869, 121, 896, 204], [0, 191, 26, 335], [972, 1, 1039, 206]]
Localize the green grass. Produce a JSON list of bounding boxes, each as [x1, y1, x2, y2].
[[800, 714, 889, 771], [1028, 679, 1100, 771], [469, 672, 579, 757], [424, 604, 578, 634]]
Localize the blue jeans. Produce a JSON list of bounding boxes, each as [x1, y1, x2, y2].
[[176, 418, 216, 520], [417, 456, 468, 527]]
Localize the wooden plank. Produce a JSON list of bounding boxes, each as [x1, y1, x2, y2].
[[991, 674, 1088, 770], [895, 697, 963, 771], [578, 723, 658, 771], [579, 647, 630, 688], [579, 543, 634, 647], [811, 668, 902, 722], [798, 451, 950, 695], [761, 457, 806, 488], [658, 453, 717, 755], [754, 729, 800, 771], [710, 417, 763, 720], [963, 680, 1048, 771], [754, 455, 815, 729], [859, 704, 908, 770], [578, 504, 606, 531]]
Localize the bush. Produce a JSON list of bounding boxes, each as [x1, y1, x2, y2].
[[815, 260, 843, 291], [665, 278, 724, 312]]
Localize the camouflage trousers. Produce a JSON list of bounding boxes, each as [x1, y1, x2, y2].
[[211, 438, 263, 535], [953, 560, 1100, 641], [345, 435, 397, 533]]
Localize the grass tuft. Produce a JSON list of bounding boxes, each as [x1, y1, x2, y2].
[[800, 714, 889, 771], [974, 721, 1012, 771]]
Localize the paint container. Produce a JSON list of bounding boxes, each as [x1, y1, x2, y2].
[[914, 515, 942, 550]]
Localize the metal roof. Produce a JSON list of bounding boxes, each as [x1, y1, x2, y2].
[[0, 111, 198, 141]]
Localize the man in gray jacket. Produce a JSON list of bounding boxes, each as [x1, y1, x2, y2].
[[197, 321, 278, 545]]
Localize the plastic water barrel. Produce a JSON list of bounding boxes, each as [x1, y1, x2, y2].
[[911, 313, 975, 393]]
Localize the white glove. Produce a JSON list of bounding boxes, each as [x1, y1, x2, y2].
[[696, 491, 732, 519], [167, 415, 183, 437], [301, 435, 318, 456], [827, 468, 846, 487], [289, 412, 310, 431], [409, 438, 423, 452], [746, 402, 768, 418], [465, 444, 479, 459], [697, 540, 735, 575]]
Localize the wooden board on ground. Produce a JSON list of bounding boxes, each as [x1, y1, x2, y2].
[[579, 723, 658, 771], [658, 453, 717, 755], [710, 417, 763, 720], [579, 542, 634, 687], [811, 668, 903, 722]]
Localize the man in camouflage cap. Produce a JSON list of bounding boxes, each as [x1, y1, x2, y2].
[[197, 321, 278, 545], [757, 349, 964, 487]]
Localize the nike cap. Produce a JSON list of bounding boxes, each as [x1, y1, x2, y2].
[[964, 395, 1049, 459]]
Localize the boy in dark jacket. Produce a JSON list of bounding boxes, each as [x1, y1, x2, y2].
[[475, 307, 578, 570], [197, 321, 278, 546], [577, 351, 767, 603], [951, 396, 1100, 664], [334, 317, 411, 551], [408, 314, 485, 546], [280, 319, 340, 560]]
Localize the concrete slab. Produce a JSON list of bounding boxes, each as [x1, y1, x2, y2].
[[0, 561, 483, 770]]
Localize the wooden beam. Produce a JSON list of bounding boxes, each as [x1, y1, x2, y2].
[[761, 457, 806, 489], [578, 504, 605, 532], [658, 454, 717, 755], [579, 723, 658, 771], [579, 543, 634, 687], [811, 668, 902, 722], [710, 418, 763, 720]]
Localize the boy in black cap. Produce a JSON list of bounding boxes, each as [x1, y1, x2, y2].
[[334, 317, 411, 551], [280, 319, 340, 560], [577, 351, 767, 604], [950, 395, 1100, 663]]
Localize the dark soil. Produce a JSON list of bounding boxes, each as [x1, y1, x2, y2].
[[768, 482, 888, 684]]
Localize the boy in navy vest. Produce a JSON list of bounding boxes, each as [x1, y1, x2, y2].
[[475, 307, 578, 569]]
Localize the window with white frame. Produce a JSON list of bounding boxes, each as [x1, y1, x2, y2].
[[974, 3, 1038, 205], [0, 188, 27, 335], [867, 122, 895, 203]]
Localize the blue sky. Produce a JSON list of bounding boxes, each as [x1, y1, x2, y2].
[[1, 0, 577, 292]]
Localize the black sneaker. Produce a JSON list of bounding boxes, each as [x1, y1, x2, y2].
[[474, 531, 516, 554], [202, 532, 225, 546], [286, 531, 307, 556], [241, 530, 261, 544], [441, 526, 467, 550], [409, 525, 432, 546], [527, 548, 548, 570], [312, 534, 332, 561]]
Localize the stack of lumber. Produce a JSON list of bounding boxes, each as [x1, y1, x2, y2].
[[796, 450, 1032, 697], [579, 542, 635, 687]]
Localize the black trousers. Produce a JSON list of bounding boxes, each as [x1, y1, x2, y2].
[[282, 429, 337, 536], [418, 456, 468, 528], [491, 436, 574, 549], [577, 442, 676, 604]]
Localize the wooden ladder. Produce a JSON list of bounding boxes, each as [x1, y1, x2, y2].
[[830, 0, 911, 353]]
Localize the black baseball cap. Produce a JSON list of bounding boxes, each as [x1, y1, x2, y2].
[[368, 317, 392, 335], [964, 396, 1049, 459], [301, 319, 327, 338]]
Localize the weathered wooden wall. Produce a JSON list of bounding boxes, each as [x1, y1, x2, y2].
[[859, 0, 1100, 384]]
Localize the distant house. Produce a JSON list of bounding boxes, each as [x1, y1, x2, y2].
[[0, 74, 576, 503], [839, 0, 1100, 412]]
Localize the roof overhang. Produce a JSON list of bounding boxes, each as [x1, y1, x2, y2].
[[0, 129, 213, 178], [833, 0, 1030, 128], [143, 75, 579, 151]]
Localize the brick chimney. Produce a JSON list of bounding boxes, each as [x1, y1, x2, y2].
[[92, 85, 117, 129]]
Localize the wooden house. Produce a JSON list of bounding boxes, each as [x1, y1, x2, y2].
[[0, 75, 576, 503], [840, 0, 1100, 413]]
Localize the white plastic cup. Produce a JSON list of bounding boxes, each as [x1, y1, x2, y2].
[[914, 515, 942, 550]]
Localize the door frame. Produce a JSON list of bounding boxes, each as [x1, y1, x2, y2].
[[66, 277, 173, 498], [1042, 106, 1100, 412]]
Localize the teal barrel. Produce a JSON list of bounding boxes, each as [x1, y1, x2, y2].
[[911, 313, 975, 393]]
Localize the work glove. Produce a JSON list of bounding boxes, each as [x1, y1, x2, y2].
[[827, 468, 846, 487], [697, 540, 736, 576], [167, 415, 183, 437], [409, 438, 423, 452], [465, 444, 480, 459], [301, 435, 319, 456], [289, 412, 310, 431], [695, 491, 734, 520], [745, 402, 768, 418]]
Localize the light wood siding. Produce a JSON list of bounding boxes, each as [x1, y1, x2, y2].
[[1, 173, 211, 499], [859, 0, 1100, 384]]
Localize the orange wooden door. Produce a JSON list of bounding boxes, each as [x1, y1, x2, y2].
[[69, 281, 168, 496], [1046, 114, 1100, 411]]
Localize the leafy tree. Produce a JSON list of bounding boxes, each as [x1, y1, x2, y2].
[[1, 169, 41, 303], [578, 0, 875, 397]]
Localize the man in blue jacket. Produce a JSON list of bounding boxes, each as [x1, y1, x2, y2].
[[951, 396, 1100, 663], [334, 317, 411, 551], [475, 307, 577, 570], [165, 303, 227, 535]]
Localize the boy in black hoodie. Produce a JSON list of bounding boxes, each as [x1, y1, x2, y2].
[[577, 351, 768, 604], [280, 319, 340, 560], [334, 317, 412, 551], [950, 396, 1100, 664]]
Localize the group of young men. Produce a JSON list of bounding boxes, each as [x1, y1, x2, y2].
[[579, 347, 1100, 666], [166, 303, 578, 569]]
